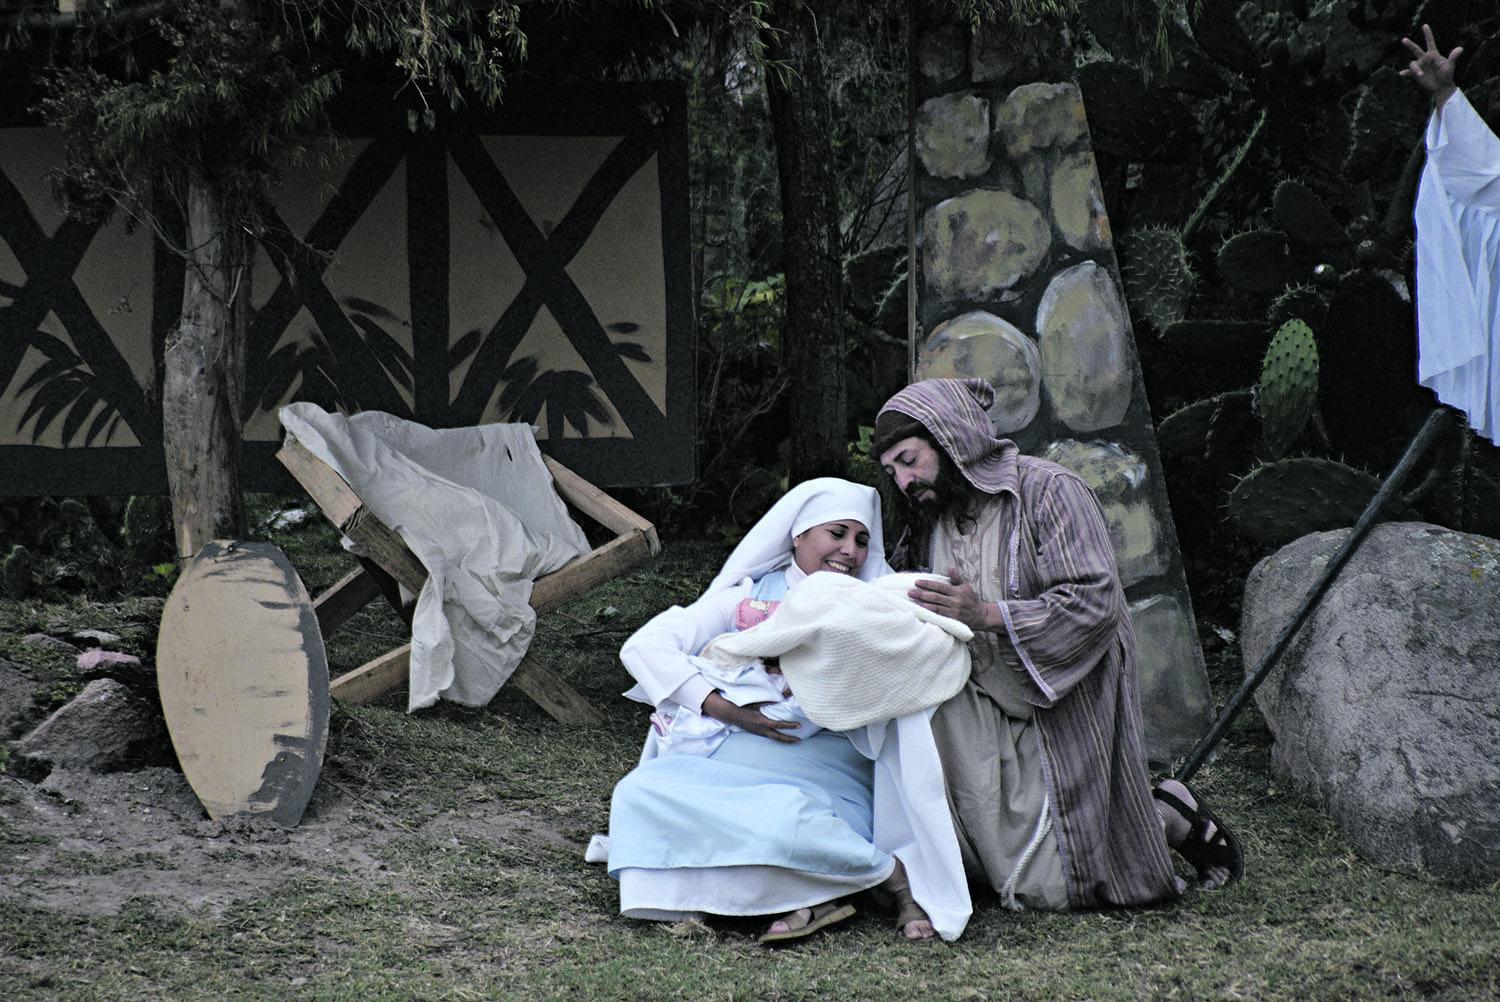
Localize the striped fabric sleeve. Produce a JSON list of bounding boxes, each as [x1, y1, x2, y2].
[[998, 472, 1122, 708]]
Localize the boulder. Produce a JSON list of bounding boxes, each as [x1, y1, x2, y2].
[[1242, 522, 1500, 881], [0, 658, 44, 741], [11, 678, 166, 776]]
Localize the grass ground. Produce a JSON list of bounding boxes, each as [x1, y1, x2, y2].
[[1, 497, 1497, 1001]]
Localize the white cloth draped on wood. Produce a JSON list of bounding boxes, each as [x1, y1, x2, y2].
[[1416, 88, 1500, 443], [278, 403, 589, 710], [699, 572, 973, 731]]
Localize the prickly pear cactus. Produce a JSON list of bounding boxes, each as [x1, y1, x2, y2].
[[1218, 229, 1297, 294], [1257, 319, 1319, 459], [1162, 319, 1270, 390], [1227, 456, 1412, 546], [1267, 283, 1327, 331], [1272, 181, 1348, 247], [1120, 226, 1195, 333], [1157, 397, 1217, 458]]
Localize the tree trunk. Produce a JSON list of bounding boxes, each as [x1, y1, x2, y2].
[[766, 0, 848, 482], [163, 175, 248, 559]]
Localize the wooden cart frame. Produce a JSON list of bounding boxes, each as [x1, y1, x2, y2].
[[277, 436, 659, 724]]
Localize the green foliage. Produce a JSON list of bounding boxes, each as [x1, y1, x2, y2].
[[0, 497, 176, 600], [1256, 319, 1319, 460]]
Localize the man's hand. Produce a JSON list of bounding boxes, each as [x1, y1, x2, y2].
[[1401, 23, 1462, 110], [701, 691, 801, 743], [908, 570, 996, 631]]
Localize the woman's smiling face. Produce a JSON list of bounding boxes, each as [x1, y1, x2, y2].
[[791, 519, 870, 576]]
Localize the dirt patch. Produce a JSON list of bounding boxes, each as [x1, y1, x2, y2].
[[0, 765, 571, 918]]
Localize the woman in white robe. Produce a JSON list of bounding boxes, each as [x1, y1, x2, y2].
[[606, 479, 967, 942]]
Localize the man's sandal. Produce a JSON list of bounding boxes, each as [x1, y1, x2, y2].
[[884, 863, 937, 942], [757, 900, 857, 945], [1152, 781, 1245, 889]]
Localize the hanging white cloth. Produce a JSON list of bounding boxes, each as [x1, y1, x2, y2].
[[278, 403, 589, 710], [1415, 88, 1500, 444]]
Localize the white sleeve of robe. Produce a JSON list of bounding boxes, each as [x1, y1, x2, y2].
[[849, 714, 973, 942], [618, 584, 745, 709], [1415, 89, 1500, 442]]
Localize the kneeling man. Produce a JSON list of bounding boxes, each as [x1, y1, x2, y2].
[[874, 377, 1241, 910]]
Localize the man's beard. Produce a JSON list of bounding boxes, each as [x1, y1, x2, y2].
[[904, 447, 973, 528]]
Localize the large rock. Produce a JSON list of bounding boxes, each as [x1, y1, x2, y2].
[[0, 658, 43, 741], [11, 678, 165, 776], [1242, 522, 1500, 881]]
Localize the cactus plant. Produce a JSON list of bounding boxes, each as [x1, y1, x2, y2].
[[1157, 397, 1217, 458], [1120, 226, 1195, 333], [1205, 389, 1257, 468], [1218, 229, 1300, 294], [1162, 319, 1269, 391], [1267, 283, 1327, 331], [1257, 319, 1319, 459], [1227, 456, 1414, 546], [1272, 180, 1348, 247]]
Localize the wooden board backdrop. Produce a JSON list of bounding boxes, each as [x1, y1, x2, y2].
[[0, 84, 693, 494]]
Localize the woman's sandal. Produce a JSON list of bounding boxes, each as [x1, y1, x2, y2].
[[1152, 781, 1245, 889], [757, 900, 857, 945]]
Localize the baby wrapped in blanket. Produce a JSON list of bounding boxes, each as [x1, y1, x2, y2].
[[646, 571, 974, 757]]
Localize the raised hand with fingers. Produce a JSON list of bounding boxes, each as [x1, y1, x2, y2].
[[1400, 23, 1462, 108]]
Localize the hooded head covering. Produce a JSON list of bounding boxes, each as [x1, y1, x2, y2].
[[874, 377, 1012, 495], [706, 477, 891, 594]]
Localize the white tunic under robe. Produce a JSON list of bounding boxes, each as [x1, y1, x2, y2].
[[1416, 89, 1500, 443]]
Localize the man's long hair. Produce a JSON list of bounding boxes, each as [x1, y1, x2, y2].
[[899, 431, 976, 564]]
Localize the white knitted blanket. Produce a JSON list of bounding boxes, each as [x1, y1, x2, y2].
[[699, 572, 972, 731]]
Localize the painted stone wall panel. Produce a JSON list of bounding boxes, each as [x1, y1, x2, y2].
[[911, 12, 1211, 764]]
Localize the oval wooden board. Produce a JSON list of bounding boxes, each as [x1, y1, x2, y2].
[[157, 540, 329, 826]]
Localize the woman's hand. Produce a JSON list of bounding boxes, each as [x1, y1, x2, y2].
[[1401, 24, 1462, 110], [701, 691, 802, 743], [907, 570, 996, 631]]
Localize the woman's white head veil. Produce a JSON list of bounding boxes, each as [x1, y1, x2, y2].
[[706, 478, 891, 594]]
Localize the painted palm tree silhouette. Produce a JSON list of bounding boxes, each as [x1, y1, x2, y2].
[[256, 297, 485, 417], [10, 331, 124, 446], [494, 321, 651, 439]]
